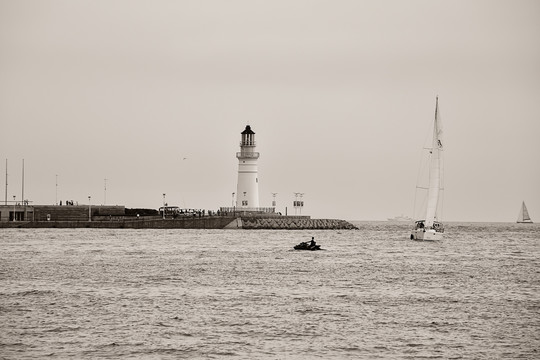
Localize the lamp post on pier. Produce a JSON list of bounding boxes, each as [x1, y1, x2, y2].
[[12, 195, 16, 221], [88, 196, 91, 222]]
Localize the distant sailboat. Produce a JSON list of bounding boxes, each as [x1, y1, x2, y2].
[[411, 97, 445, 241], [517, 201, 533, 223]]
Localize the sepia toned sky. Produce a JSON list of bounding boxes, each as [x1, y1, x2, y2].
[[1, 0, 539, 222]]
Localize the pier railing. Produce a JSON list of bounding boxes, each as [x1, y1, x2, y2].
[[219, 207, 275, 215]]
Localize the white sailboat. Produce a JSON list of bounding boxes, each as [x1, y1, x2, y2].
[[411, 97, 445, 241], [517, 201, 533, 223]]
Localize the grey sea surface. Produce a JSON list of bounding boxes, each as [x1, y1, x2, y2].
[[1, 222, 539, 359]]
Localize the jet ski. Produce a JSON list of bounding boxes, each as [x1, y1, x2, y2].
[[294, 241, 321, 251]]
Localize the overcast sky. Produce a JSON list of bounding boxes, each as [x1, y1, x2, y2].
[[1, 0, 539, 222]]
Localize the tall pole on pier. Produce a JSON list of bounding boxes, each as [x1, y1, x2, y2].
[[22, 159, 25, 220], [104, 178, 107, 205], [55, 175, 58, 205], [21, 159, 24, 206], [4, 159, 7, 205]]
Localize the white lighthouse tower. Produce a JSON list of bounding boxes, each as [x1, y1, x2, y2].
[[236, 125, 260, 209]]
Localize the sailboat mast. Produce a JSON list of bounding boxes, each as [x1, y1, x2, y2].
[[425, 97, 442, 227], [434, 96, 438, 118]]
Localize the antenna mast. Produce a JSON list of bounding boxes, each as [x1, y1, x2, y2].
[[22, 159, 24, 205], [4, 159, 7, 205]]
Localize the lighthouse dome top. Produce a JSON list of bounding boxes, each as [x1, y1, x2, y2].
[[241, 125, 255, 135]]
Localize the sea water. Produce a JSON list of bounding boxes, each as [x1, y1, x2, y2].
[[1, 222, 539, 359]]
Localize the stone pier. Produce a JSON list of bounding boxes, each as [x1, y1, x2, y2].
[[1, 215, 358, 230]]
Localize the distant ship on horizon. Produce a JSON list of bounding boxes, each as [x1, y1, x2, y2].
[[387, 214, 414, 222]]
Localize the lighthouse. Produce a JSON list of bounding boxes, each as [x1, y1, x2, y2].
[[236, 125, 260, 209]]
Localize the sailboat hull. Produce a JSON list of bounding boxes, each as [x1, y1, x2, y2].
[[411, 229, 443, 241]]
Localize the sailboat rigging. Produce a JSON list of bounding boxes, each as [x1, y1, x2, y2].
[[411, 97, 445, 241]]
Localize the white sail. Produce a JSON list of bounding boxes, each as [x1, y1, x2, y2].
[[424, 97, 443, 228], [517, 201, 533, 223]]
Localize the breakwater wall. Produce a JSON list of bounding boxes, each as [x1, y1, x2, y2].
[[1, 216, 358, 230], [238, 217, 357, 230]]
